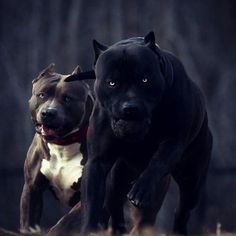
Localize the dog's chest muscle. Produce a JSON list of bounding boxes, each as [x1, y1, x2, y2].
[[40, 143, 83, 205]]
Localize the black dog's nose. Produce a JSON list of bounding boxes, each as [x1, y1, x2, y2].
[[41, 108, 57, 120], [122, 102, 141, 119]]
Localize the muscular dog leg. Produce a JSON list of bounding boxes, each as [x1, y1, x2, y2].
[[105, 160, 134, 234], [172, 175, 208, 235], [173, 186, 197, 235], [47, 202, 82, 236], [173, 125, 212, 235], [129, 175, 171, 234]]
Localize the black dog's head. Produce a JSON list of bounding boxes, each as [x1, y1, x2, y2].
[[93, 32, 173, 142], [29, 64, 92, 141]]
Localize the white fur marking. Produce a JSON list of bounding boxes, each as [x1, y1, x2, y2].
[[40, 143, 83, 205]]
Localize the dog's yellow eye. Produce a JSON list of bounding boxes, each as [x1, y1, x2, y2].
[[142, 78, 148, 83], [108, 81, 116, 87]]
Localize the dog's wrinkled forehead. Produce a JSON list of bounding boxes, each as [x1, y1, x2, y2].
[[31, 64, 89, 97], [32, 74, 88, 102], [32, 73, 61, 94], [96, 45, 159, 78]]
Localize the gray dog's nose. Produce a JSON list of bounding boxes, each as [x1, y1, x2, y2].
[[41, 108, 57, 120]]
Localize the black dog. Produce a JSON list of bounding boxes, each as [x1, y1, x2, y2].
[[69, 32, 213, 234], [20, 64, 93, 234]]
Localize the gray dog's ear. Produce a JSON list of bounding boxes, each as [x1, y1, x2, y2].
[[145, 31, 173, 86], [72, 65, 82, 75], [39, 63, 55, 77], [33, 63, 55, 83], [93, 40, 108, 65]]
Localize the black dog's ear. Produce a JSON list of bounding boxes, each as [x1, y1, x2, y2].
[[145, 32, 173, 86], [144, 31, 156, 51], [144, 31, 161, 56], [93, 40, 108, 65], [32, 63, 55, 83]]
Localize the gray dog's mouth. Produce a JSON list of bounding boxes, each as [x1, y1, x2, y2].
[[111, 118, 150, 142], [35, 123, 64, 140]]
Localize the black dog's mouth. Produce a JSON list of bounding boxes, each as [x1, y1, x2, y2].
[[111, 117, 150, 142]]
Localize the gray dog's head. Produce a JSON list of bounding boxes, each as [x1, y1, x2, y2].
[[29, 64, 92, 141], [93, 32, 173, 142]]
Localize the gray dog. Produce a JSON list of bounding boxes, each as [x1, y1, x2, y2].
[[20, 64, 93, 234]]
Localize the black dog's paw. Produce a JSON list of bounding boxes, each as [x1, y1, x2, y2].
[[127, 175, 156, 208]]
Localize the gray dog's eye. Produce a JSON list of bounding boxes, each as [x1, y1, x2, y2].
[[142, 78, 148, 83], [37, 92, 45, 99], [64, 96, 72, 103]]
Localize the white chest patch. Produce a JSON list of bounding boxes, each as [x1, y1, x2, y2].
[[40, 143, 83, 205]]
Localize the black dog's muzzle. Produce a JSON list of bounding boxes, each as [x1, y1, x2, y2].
[[121, 101, 145, 121], [111, 100, 151, 142]]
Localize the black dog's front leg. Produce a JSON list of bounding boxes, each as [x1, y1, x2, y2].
[[127, 140, 184, 208], [81, 159, 112, 234]]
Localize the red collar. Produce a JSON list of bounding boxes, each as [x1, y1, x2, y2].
[[47, 124, 88, 146]]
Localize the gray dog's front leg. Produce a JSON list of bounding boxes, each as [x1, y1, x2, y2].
[[20, 183, 43, 233]]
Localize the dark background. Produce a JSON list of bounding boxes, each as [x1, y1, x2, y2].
[[0, 0, 235, 234]]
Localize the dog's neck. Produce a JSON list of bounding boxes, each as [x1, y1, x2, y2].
[[45, 124, 88, 146], [47, 142, 81, 161]]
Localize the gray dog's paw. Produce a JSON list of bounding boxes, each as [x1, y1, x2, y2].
[[20, 225, 42, 235]]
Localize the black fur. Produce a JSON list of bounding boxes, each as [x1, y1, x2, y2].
[[80, 32, 213, 234]]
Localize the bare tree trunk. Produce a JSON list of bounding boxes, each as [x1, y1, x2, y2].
[[66, 0, 83, 70], [109, 0, 123, 42], [47, 0, 62, 67]]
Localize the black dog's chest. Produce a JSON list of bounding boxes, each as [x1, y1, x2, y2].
[[118, 140, 157, 169]]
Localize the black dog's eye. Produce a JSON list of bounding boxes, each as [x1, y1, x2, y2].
[[142, 77, 148, 83], [108, 80, 116, 87]]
